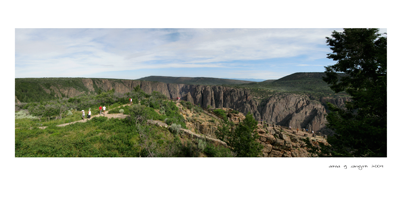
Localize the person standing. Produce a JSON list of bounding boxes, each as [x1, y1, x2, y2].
[[99, 106, 102, 115], [103, 105, 106, 116], [88, 109, 91, 119], [129, 98, 132, 105], [82, 110, 85, 120], [297, 128, 299, 133]]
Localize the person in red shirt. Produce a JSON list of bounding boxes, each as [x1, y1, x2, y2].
[[99, 106, 102, 115]]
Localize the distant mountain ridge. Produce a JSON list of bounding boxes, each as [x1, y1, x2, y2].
[[229, 78, 267, 82], [137, 76, 254, 85], [15, 72, 350, 135]]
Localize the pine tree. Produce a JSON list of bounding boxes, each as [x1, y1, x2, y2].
[[323, 28, 387, 157]]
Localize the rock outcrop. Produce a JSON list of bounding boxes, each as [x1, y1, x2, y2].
[[257, 123, 329, 157], [18, 78, 349, 135]]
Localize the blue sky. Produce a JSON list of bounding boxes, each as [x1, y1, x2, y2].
[[15, 28, 387, 81]]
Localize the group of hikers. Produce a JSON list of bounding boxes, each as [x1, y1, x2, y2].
[[78, 97, 180, 121], [81, 105, 107, 120], [80, 98, 135, 120]]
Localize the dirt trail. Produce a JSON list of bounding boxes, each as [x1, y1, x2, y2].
[[38, 104, 130, 129]]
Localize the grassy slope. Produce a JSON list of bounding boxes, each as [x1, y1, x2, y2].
[[224, 72, 349, 102], [15, 78, 127, 103], [15, 90, 230, 157]]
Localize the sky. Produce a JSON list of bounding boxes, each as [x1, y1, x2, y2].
[[15, 28, 387, 81]]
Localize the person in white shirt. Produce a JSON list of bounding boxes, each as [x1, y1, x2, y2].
[[82, 110, 85, 120], [103, 106, 106, 116], [88, 109, 91, 119]]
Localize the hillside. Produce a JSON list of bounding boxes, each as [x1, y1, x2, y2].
[[15, 87, 329, 157], [225, 72, 349, 100], [138, 76, 254, 85], [15, 73, 351, 136]]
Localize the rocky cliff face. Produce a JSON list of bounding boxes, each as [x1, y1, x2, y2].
[[258, 94, 328, 133], [27, 78, 349, 135]]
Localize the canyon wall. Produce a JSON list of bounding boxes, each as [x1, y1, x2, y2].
[[25, 78, 350, 134]]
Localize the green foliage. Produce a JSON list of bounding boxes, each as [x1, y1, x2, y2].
[[204, 143, 234, 157], [15, 80, 56, 102], [180, 101, 194, 110], [151, 91, 168, 100], [15, 110, 39, 120], [15, 115, 188, 157], [216, 113, 262, 157], [119, 109, 124, 113], [231, 110, 239, 114], [213, 109, 228, 121], [197, 139, 207, 151], [193, 105, 202, 113], [322, 28, 387, 157], [176, 141, 200, 157], [15, 78, 92, 103], [169, 123, 181, 135]]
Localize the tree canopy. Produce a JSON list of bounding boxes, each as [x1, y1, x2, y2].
[[216, 112, 262, 157], [323, 28, 387, 157]]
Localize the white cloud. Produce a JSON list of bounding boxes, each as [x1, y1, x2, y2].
[[15, 28, 337, 78]]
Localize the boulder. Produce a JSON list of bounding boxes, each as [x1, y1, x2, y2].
[[290, 135, 299, 143], [291, 149, 300, 157], [257, 128, 266, 134], [264, 144, 273, 153], [269, 150, 283, 157], [283, 151, 292, 157], [265, 135, 276, 144], [274, 139, 284, 147], [291, 148, 308, 157], [279, 133, 291, 142], [283, 141, 292, 150], [298, 148, 308, 157]]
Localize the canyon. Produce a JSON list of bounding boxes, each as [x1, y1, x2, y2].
[[18, 78, 349, 134]]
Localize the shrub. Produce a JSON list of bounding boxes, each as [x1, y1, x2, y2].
[[91, 116, 108, 123], [204, 143, 234, 157], [67, 110, 73, 116], [181, 101, 194, 110], [178, 141, 200, 157], [213, 109, 227, 121], [198, 139, 207, 151], [194, 106, 202, 113], [15, 110, 39, 120], [119, 109, 124, 113], [169, 123, 181, 135]]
